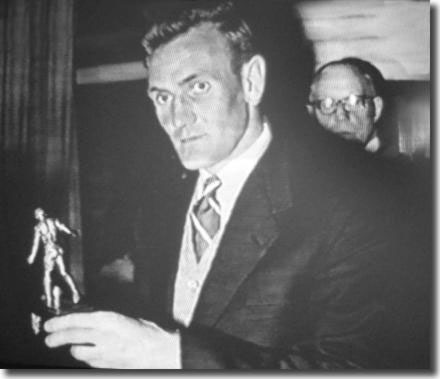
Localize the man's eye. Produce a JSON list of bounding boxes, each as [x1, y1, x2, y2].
[[321, 98, 335, 110], [347, 94, 361, 106], [156, 93, 171, 105], [189, 81, 211, 95]]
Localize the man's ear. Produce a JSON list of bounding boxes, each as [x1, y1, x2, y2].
[[241, 55, 266, 106], [373, 96, 384, 122], [306, 104, 314, 115]]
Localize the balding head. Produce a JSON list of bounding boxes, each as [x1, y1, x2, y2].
[[307, 59, 385, 146], [310, 63, 376, 102]]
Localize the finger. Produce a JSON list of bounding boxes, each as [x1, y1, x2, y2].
[[86, 358, 131, 369], [72, 346, 123, 369], [71, 347, 123, 369], [70, 345, 101, 364], [87, 359, 117, 369], [45, 311, 119, 332], [45, 328, 102, 348]]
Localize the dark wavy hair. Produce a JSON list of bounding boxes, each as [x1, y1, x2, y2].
[[141, 0, 258, 76]]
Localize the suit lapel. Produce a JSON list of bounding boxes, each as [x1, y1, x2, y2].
[[192, 138, 294, 326]]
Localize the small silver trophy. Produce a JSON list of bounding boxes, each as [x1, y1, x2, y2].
[[27, 208, 88, 335]]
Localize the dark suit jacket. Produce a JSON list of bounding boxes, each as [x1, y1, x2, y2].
[[128, 127, 426, 369]]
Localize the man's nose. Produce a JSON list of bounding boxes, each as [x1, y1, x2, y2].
[[171, 96, 195, 129], [335, 101, 349, 120]]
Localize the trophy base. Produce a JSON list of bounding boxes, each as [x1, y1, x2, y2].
[[30, 299, 94, 336], [28, 299, 94, 368]]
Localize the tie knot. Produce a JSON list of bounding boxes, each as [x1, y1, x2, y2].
[[202, 175, 221, 198]]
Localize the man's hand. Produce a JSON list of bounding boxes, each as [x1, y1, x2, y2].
[[44, 311, 181, 369], [27, 256, 34, 265]]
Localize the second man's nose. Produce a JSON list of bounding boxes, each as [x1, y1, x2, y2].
[[335, 102, 349, 120]]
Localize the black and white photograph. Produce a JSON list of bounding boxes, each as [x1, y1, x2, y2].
[[0, 0, 432, 370]]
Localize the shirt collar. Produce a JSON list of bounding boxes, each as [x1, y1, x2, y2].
[[196, 120, 272, 206], [365, 132, 381, 153]]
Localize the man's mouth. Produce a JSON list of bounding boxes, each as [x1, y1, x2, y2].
[[180, 135, 205, 144]]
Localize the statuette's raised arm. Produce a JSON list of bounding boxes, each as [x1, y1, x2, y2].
[[55, 219, 79, 237]]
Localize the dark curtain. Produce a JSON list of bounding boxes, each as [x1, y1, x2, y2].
[[0, 0, 82, 366]]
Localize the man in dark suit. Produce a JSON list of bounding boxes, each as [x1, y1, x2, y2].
[[43, 0, 422, 369]]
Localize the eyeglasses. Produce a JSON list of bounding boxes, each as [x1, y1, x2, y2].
[[309, 94, 375, 115]]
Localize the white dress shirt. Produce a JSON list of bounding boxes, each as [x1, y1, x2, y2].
[[365, 132, 381, 153]]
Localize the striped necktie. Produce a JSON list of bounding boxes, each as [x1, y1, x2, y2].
[[191, 176, 222, 262]]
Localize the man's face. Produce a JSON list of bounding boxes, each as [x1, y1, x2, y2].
[[147, 23, 249, 172], [308, 65, 377, 144]]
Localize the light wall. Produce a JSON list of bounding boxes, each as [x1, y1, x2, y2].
[[296, 0, 429, 80], [76, 0, 430, 85]]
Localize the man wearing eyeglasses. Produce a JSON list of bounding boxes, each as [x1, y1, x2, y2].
[[307, 58, 385, 153]]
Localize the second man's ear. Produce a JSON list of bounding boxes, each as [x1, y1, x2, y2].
[[241, 55, 266, 106], [373, 96, 384, 122]]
